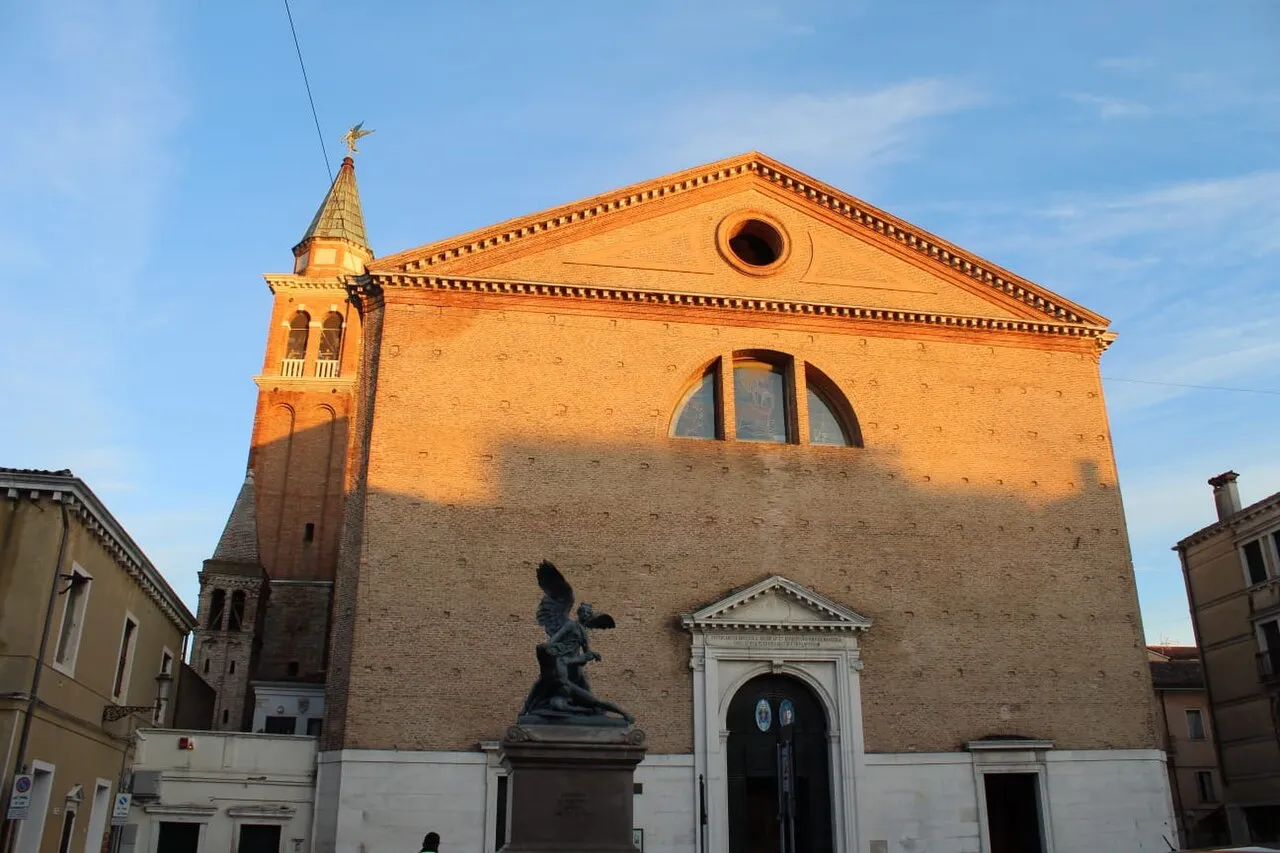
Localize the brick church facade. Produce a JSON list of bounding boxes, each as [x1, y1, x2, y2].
[[193, 152, 1174, 852]]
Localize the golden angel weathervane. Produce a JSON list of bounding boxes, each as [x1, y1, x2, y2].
[[340, 122, 375, 155]]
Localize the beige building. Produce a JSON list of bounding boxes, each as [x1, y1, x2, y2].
[[198, 151, 1174, 853], [0, 469, 197, 853], [1177, 471, 1280, 845], [1148, 645, 1228, 848]]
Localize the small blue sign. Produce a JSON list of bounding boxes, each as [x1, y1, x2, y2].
[[779, 699, 795, 728], [754, 698, 773, 732]]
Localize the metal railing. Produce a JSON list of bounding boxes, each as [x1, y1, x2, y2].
[[281, 358, 306, 378]]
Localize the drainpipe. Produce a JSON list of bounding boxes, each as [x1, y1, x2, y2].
[[1, 498, 72, 853]]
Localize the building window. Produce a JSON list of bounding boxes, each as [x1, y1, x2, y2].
[[1259, 620, 1280, 683], [207, 589, 225, 630], [203, 657, 210, 674], [154, 650, 174, 725], [669, 352, 860, 447], [1186, 708, 1206, 741], [112, 615, 139, 700], [285, 311, 310, 360], [1243, 539, 1269, 585], [227, 590, 246, 632], [287, 661, 299, 677], [264, 716, 296, 735], [53, 566, 92, 674], [306, 718, 323, 737], [671, 366, 719, 439], [303, 522, 315, 542], [317, 312, 343, 374], [229, 660, 236, 674], [1197, 770, 1217, 802], [734, 358, 790, 443]]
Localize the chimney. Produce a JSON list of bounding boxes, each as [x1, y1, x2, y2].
[[1208, 471, 1241, 521]]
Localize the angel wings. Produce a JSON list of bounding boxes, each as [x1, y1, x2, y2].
[[535, 559, 616, 637], [520, 560, 633, 725]]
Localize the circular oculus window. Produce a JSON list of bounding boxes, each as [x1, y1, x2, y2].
[[716, 213, 790, 275]]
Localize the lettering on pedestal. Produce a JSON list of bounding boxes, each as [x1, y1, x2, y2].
[[555, 791, 592, 820]]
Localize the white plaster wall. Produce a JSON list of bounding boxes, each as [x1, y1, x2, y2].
[[315, 747, 1173, 853], [317, 750, 489, 853], [634, 756, 697, 853], [128, 731, 316, 853], [860, 754, 982, 853], [1044, 750, 1176, 853]]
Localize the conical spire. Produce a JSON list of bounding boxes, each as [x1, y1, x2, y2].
[[294, 156, 368, 254], [211, 470, 261, 565]]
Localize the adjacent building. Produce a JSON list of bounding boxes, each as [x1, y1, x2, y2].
[[0, 469, 198, 853], [121, 729, 315, 853], [1177, 471, 1280, 844], [195, 151, 1174, 853], [1148, 644, 1228, 848]]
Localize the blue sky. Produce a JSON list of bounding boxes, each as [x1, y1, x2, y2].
[[1, 1, 1276, 643]]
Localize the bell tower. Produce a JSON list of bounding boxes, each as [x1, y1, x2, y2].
[[244, 153, 370, 685]]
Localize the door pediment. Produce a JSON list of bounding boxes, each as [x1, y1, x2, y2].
[[681, 575, 871, 634]]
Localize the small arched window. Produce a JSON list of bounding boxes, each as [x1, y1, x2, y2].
[[227, 590, 246, 632], [805, 365, 861, 447], [318, 312, 343, 362], [207, 589, 225, 630], [285, 311, 310, 360], [671, 366, 719, 439]]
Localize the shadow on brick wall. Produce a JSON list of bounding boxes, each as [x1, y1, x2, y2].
[[261, 419, 1158, 756]]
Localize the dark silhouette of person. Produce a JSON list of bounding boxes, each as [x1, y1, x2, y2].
[[419, 832, 440, 853]]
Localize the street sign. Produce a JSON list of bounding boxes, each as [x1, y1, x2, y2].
[[6, 774, 32, 820], [110, 793, 132, 826]]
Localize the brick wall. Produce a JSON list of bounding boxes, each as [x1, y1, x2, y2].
[[321, 292, 1155, 755]]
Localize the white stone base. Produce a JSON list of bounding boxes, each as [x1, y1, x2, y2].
[[313, 746, 1173, 853]]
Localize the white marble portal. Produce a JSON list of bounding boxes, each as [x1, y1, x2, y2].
[[681, 575, 871, 853]]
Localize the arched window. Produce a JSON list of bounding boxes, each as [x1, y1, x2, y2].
[[671, 366, 719, 439], [668, 352, 860, 447], [805, 365, 861, 447], [207, 589, 225, 630], [733, 356, 791, 443], [227, 590, 246, 632], [318, 312, 343, 361], [285, 311, 310, 360]]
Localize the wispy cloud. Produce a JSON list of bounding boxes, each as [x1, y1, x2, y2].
[[655, 80, 983, 182], [0, 1, 185, 491], [1038, 171, 1280, 258], [1066, 92, 1152, 119]]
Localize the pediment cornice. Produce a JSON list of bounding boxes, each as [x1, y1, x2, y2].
[[681, 575, 871, 633], [367, 153, 1107, 327], [366, 272, 1113, 350]]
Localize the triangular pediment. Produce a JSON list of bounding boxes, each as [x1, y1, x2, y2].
[[681, 576, 871, 633], [369, 153, 1107, 330]]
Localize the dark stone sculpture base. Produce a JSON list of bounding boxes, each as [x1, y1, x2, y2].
[[499, 724, 647, 853]]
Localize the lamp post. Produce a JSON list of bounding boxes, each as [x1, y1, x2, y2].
[[102, 671, 173, 725]]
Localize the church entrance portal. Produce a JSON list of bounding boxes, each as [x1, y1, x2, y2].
[[726, 674, 833, 853]]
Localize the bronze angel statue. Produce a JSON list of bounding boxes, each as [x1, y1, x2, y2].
[[519, 560, 634, 725]]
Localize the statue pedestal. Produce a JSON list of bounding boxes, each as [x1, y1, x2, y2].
[[499, 724, 646, 853]]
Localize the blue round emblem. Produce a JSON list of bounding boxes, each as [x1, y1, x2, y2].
[[754, 698, 773, 732], [779, 699, 795, 727]]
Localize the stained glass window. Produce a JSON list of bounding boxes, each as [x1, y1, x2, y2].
[[734, 361, 789, 443], [672, 369, 719, 439], [808, 386, 852, 446]]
